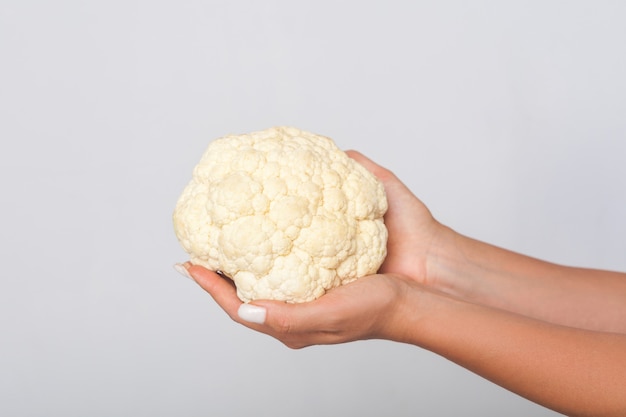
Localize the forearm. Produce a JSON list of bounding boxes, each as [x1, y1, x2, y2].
[[396, 287, 626, 417], [429, 226, 626, 333]]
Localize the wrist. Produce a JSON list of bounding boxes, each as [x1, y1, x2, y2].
[[386, 281, 451, 347], [423, 222, 469, 298]]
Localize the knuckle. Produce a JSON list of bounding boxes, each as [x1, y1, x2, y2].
[[268, 313, 313, 349], [272, 313, 295, 335]]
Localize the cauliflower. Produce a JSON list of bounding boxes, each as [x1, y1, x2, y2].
[[173, 126, 388, 303]]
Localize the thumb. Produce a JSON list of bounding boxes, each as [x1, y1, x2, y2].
[[243, 296, 350, 349], [345, 150, 395, 183]]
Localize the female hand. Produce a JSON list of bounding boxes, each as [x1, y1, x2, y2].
[[183, 263, 417, 349], [176, 150, 626, 416], [176, 150, 445, 348], [345, 151, 447, 288]]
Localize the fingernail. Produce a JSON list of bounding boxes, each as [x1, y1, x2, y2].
[[238, 304, 266, 324], [174, 263, 193, 281]]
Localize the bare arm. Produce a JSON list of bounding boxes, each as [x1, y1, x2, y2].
[[184, 264, 626, 417], [429, 230, 626, 333], [178, 150, 626, 416], [349, 150, 626, 333], [400, 286, 626, 417]]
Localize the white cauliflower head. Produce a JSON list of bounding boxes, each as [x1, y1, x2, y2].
[[173, 126, 388, 303]]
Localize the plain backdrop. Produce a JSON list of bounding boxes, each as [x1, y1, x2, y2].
[[1, 1, 625, 416]]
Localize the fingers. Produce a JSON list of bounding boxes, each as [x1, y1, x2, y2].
[[180, 263, 326, 347], [345, 150, 396, 183], [179, 263, 393, 349], [346, 149, 417, 205], [184, 263, 242, 322]]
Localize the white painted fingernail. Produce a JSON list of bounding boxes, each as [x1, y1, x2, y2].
[[238, 304, 266, 324], [174, 263, 193, 280]]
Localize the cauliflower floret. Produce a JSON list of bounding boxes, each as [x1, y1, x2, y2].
[[173, 126, 388, 303]]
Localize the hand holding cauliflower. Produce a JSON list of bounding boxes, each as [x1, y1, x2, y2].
[[173, 126, 388, 303], [177, 148, 626, 416]]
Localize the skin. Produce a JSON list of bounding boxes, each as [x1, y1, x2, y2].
[[181, 150, 626, 417]]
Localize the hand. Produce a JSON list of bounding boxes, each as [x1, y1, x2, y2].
[[179, 150, 440, 348], [345, 151, 446, 288], [185, 263, 417, 349]]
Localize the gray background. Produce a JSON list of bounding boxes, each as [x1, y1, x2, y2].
[[1, 1, 625, 416]]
